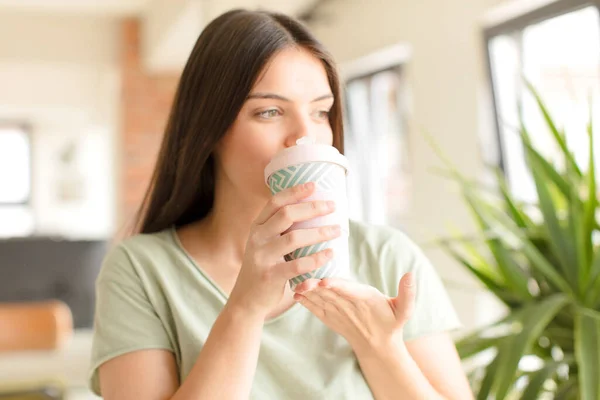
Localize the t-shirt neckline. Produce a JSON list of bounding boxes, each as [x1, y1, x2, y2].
[[167, 226, 304, 325]]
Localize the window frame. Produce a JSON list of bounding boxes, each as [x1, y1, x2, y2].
[[339, 44, 411, 225], [483, 0, 600, 173], [0, 122, 33, 206]]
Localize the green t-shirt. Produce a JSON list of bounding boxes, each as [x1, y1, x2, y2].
[[89, 220, 460, 399]]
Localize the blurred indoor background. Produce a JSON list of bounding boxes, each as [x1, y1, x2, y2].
[[1, 0, 598, 399]]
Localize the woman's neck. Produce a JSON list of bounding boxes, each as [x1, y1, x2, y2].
[[195, 184, 268, 267]]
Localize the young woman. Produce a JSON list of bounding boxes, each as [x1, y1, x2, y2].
[[90, 9, 473, 400]]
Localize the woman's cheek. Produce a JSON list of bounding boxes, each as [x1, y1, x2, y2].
[[317, 125, 333, 145]]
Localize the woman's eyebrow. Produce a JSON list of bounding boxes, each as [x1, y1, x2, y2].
[[247, 93, 334, 102]]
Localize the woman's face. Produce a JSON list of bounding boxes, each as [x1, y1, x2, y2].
[[214, 47, 335, 202]]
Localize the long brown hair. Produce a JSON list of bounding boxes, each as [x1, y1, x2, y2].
[[135, 9, 344, 234]]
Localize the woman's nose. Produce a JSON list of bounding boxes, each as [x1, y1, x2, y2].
[[284, 115, 315, 148]]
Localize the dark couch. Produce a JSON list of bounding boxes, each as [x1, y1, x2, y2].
[[0, 237, 107, 329]]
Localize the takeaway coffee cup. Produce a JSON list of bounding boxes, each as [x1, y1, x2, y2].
[[264, 137, 350, 289]]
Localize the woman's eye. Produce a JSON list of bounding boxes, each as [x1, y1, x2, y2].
[[315, 110, 330, 120], [257, 109, 281, 119]]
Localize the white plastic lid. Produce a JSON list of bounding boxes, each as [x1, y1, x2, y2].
[[264, 137, 349, 185]]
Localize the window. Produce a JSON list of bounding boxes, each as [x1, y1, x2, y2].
[[0, 125, 31, 204], [0, 125, 34, 237], [343, 64, 410, 227], [486, 0, 600, 202]]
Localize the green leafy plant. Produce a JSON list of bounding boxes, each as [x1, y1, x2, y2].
[[437, 83, 599, 400]]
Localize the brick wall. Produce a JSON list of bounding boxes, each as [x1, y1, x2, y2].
[[120, 19, 180, 232]]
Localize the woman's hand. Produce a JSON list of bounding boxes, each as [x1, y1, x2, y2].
[[228, 182, 341, 320], [293, 273, 416, 353]]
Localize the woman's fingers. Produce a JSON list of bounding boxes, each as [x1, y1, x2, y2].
[[317, 277, 361, 292], [293, 278, 321, 294], [305, 285, 354, 315], [254, 182, 315, 226], [275, 249, 333, 281], [394, 272, 416, 327], [255, 200, 336, 243], [265, 225, 340, 259], [315, 278, 379, 306], [294, 293, 325, 319]]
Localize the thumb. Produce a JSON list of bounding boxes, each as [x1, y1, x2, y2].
[[393, 272, 416, 327]]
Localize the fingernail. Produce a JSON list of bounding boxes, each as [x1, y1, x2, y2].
[[331, 225, 341, 235], [319, 279, 331, 288], [304, 182, 314, 190], [327, 201, 336, 210], [324, 249, 334, 259], [404, 272, 414, 287]]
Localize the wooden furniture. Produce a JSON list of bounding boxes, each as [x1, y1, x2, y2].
[[0, 301, 73, 400]]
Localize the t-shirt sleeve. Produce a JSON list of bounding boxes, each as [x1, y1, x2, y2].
[[88, 244, 175, 396], [379, 229, 462, 342]]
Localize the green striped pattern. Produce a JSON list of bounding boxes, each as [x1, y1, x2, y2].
[[267, 162, 345, 287], [284, 239, 342, 287], [268, 162, 343, 194], [288, 256, 341, 287]]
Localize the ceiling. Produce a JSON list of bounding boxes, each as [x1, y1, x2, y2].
[[0, 0, 153, 16], [0, 0, 322, 18], [0, 0, 329, 72]]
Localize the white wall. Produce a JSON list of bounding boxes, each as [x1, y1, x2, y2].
[[0, 0, 508, 324], [0, 11, 120, 239], [310, 0, 505, 330]]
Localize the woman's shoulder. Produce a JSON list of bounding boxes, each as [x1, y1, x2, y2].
[[348, 219, 437, 296], [96, 228, 179, 283], [348, 220, 462, 340], [348, 219, 424, 261], [118, 227, 175, 252]]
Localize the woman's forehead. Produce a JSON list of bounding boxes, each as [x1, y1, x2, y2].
[[251, 47, 331, 99]]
